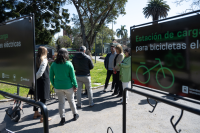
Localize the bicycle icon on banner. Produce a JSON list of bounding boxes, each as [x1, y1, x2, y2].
[[164, 51, 185, 69], [136, 58, 175, 89]]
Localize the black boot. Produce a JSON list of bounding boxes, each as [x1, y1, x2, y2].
[[60, 118, 65, 125]]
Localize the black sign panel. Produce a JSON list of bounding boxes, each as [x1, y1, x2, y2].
[[67, 48, 80, 59], [0, 18, 35, 87], [131, 15, 200, 101]]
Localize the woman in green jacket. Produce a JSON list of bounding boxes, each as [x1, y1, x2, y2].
[[50, 48, 79, 125], [118, 48, 131, 103]]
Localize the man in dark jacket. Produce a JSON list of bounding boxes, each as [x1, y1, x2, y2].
[[72, 46, 94, 108], [103, 45, 116, 92]]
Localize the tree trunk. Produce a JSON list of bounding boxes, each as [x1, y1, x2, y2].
[[153, 15, 159, 25]]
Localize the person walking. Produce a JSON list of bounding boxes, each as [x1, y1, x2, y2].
[[112, 44, 124, 97], [50, 48, 79, 125], [118, 48, 131, 103], [72, 46, 94, 108], [32, 46, 51, 122], [103, 45, 116, 92]]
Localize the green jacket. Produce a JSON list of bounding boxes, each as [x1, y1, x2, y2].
[[50, 61, 78, 89], [119, 56, 131, 82]]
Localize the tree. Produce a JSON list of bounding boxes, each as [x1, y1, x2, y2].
[[70, 25, 83, 49], [0, 0, 19, 23], [99, 25, 114, 44], [48, 36, 56, 48], [116, 25, 127, 39], [71, 15, 115, 50], [175, 0, 200, 11], [57, 35, 72, 48], [1, 0, 71, 44], [68, 0, 127, 54], [143, 0, 170, 24]]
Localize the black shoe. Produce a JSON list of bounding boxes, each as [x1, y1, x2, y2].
[[112, 93, 117, 96], [103, 88, 106, 92], [83, 93, 87, 95], [74, 114, 79, 121], [60, 118, 65, 125]]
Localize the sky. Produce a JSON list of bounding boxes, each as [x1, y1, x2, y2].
[[54, 0, 194, 39]]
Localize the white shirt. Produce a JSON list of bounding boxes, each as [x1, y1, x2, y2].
[[36, 58, 48, 79]]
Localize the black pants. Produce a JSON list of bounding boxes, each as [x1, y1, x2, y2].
[[113, 71, 123, 95], [33, 99, 46, 115], [104, 70, 115, 89]]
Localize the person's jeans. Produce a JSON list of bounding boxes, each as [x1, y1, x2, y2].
[[76, 76, 93, 106], [55, 88, 78, 118], [104, 70, 115, 89]]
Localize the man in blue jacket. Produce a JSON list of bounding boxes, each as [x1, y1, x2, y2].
[[103, 45, 116, 92]]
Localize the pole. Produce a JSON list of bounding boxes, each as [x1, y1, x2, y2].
[[32, 13, 38, 101], [123, 89, 126, 133], [95, 31, 97, 63], [102, 30, 103, 56]]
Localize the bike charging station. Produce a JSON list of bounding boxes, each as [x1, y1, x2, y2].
[[0, 14, 49, 133], [111, 10, 200, 133]]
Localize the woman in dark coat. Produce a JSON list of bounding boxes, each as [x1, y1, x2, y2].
[[33, 46, 51, 122]]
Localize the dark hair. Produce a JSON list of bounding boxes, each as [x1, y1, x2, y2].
[[124, 48, 131, 56], [55, 48, 69, 64], [110, 45, 115, 47]]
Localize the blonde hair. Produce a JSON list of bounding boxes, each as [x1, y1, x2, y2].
[[115, 44, 123, 54], [36, 46, 48, 68]]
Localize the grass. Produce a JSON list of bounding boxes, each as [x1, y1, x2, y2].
[[102, 53, 107, 57], [0, 83, 29, 100], [0, 60, 110, 100], [91, 59, 112, 87]]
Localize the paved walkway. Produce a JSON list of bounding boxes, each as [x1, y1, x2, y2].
[[0, 84, 200, 133]]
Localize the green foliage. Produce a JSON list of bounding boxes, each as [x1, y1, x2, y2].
[[0, 0, 20, 23], [143, 0, 170, 23], [69, 0, 127, 52], [0, 0, 70, 44], [57, 35, 72, 48], [71, 18, 115, 51], [48, 36, 56, 48], [116, 25, 128, 39], [71, 26, 83, 49]]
